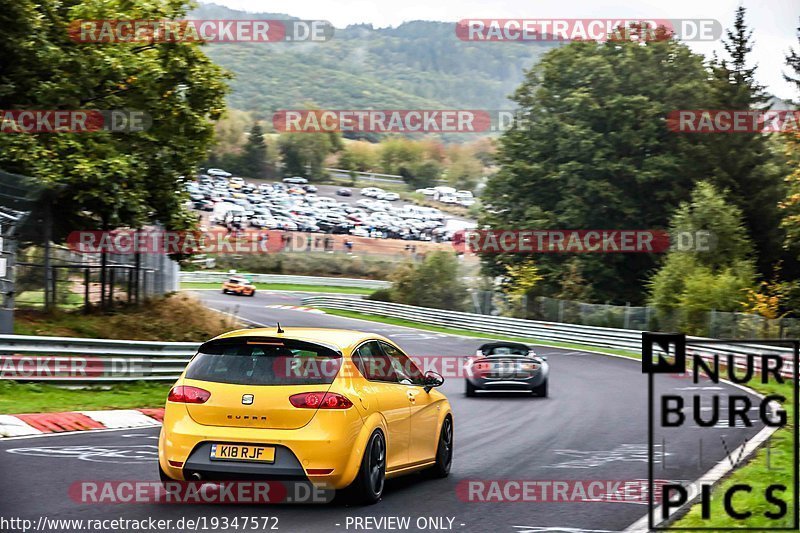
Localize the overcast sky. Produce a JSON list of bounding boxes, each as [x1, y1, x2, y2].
[[209, 0, 799, 100]]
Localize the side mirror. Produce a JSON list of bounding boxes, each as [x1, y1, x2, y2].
[[423, 371, 444, 392]]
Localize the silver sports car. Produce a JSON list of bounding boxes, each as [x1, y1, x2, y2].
[[465, 341, 549, 397]]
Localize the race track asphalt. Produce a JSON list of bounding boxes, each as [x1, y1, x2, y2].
[[0, 290, 764, 533]]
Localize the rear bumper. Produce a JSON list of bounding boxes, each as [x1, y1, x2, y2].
[[183, 442, 307, 481], [159, 406, 367, 489], [467, 372, 546, 390]]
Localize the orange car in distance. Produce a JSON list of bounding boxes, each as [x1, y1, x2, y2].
[[221, 277, 256, 297]]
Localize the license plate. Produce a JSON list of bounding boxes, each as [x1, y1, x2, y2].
[[210, 444, 275, 463]]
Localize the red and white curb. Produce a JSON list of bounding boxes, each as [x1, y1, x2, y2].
[[0, 408, 164, 437], [265, 304, 326, 314]]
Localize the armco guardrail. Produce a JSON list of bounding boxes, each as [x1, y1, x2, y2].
[[181, 272, 390, 289], [301, 296, 797, 377], [0, 335, 199, 382], [0, 302, 794, 383]]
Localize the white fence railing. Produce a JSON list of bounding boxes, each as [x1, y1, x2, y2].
[[180, 272, 390, 289], [301, 296, 797, 378], [0, 299, 794, 382], [0, 335, 198, 382]]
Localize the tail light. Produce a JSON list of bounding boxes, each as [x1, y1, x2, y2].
[[473, 362, 491, 373], [168, 385, 211, 404], [289, 392, 353, 409]]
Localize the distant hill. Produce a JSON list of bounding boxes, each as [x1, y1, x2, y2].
[[192, 3, 559, 118]]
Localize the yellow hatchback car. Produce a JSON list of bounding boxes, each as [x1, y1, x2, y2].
[[158, 327, 453, 504]]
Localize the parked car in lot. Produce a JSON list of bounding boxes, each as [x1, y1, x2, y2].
[[221, 277, 256, 297], [465, 342, 549, 397], [302, 184, 318, 193], [193, 199, 214, 211], [375, 192, 400, 202], [207, 168, 232, 178], [249, 215, 274, 228], [187, 175, 456, 242], [337, 188, 352, 196], [360, 187, 384, 197], [158, 328, 452, 504]]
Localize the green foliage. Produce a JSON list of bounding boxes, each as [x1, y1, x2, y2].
[[702, 7, 787, 276], [481, 37, 712, 304], [208, 252, 400, 280], [366, 288, 393, 302], [388, 252, 469, 311], [669, 181, 753, 268], [237, 123, 272, 178], [278, 132, 340, 179], [0, 0, 229, 240], [192, 5, 558, 114], [401, 160, 442, 189], [649, 182, 756, 333]]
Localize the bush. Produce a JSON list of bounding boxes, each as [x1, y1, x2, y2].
[[367, 288, 393, 302], [211, 252, 399, 280], [387, 251, 469, 311]]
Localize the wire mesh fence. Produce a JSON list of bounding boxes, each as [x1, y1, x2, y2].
[[469, 291, 800, 340], [15, 245, 179, 311]]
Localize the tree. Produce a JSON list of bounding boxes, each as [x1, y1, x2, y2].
[[277, 132, 339, 179], [238, 123, 272, 178], [501, 259, 543, 317], [388, 252, 469, 311], [648, 182, 756, 333], [780, 22, 800, 254], [401, 160, 441, 189], [444, 144, 483, 190], [702, 6, 787, 278], [0, 0, 229, 239], [481, 36, 712, 304], [379, 138, 425, 175]]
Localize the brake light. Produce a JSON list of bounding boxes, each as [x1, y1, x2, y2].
[[473, 362, 491, 372], [168, 386, 211, 404], [289, 392, 353, 409]]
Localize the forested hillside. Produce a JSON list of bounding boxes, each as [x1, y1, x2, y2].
[[193, 3, 558, 116]]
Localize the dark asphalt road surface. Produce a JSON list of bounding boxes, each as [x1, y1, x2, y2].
[[0, 290, 764, 533]]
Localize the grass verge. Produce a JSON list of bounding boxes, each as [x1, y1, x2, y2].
[[181, 282, 376, 295], [672, 377, 796, 529], [0, 380, 171, 414]]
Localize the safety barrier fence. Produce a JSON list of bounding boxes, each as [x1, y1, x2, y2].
[[180, 272, 390, 289], [0, 298, 794, 382]]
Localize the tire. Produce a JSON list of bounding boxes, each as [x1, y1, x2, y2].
[[465, 380, 478, 397], [532, 379, 548, 398], [344, 430, 386, 505], [248, 291, 255, 297], [429, 417, 453, 478], [158, 464, 171, 482], [221, 289, 227, 294]]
